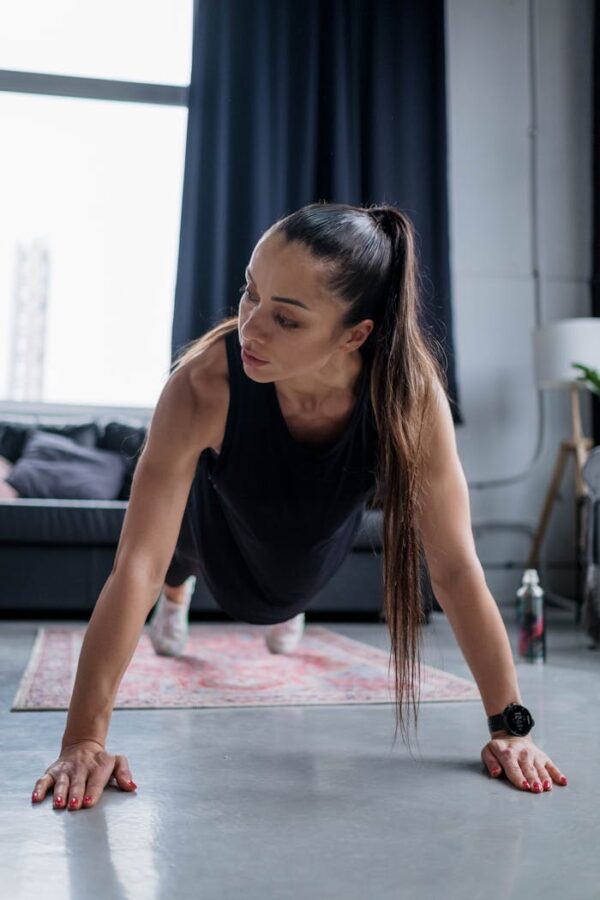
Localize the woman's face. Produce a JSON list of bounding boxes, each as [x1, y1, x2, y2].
[[238, 231, 372, 388]]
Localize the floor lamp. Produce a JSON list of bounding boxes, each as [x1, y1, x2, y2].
[[527, 318, 600, 573]]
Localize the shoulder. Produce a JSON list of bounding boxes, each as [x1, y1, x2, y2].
[[420, 377, 457, 472], [181, 334, 231, 448], [185, 334, 230, 396]]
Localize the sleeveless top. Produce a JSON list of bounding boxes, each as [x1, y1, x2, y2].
[[185, 326, 379, 625]]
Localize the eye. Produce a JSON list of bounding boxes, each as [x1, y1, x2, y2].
[[237, 285, 299, 329]]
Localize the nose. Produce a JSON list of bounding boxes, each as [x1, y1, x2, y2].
[[240, 307, 269, 347]]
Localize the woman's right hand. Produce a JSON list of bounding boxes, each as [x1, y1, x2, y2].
[[31, 740, 137, 811]]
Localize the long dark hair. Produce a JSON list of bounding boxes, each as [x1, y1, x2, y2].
[[172, 201, 448, 750]]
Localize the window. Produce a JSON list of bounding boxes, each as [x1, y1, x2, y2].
[[0, 0, 191, 84], [0, 1, 193, 408]]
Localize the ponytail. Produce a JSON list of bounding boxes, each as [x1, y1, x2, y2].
[[366, 204, 447, 751]]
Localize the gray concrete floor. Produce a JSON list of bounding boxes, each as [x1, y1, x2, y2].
[[2, 604, 598, 900]]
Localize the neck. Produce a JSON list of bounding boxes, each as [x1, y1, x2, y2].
[[275, 352, 363, 412]]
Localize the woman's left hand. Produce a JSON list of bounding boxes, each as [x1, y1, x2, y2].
[[481, 733, 569, 792]]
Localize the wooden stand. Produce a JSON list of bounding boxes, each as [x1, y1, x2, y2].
[[526, 384, 593, 569]]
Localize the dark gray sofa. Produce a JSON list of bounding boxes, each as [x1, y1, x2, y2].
[[0, 415, 437, 621]]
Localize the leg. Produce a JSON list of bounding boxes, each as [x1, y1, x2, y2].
[[149, 574, 197, 657], [163, 580, 190, 604], [162, 488, 202, 603], [163, 539, 199, 604], [150, 543, 198, 655], [265, 612, 306, 654]]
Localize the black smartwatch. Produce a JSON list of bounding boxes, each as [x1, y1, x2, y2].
[[487, 703, 535, 737]]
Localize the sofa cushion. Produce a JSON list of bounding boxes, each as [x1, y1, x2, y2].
[[0, 453, 14, 479], [98, 421, 147, 500], [5, 429, 127, 500], [0, 498, 127, 544], [0, 420, 100, 463], [0, 454, 19, 499]]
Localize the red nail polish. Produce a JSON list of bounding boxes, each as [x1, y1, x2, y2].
[[83, 795, 92, 804], [522, 780, 530, 789], [128, 780, 137, 789], [560, 776, 568, 785]]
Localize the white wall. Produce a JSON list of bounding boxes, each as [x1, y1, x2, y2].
[[445, 0, 594, 606]]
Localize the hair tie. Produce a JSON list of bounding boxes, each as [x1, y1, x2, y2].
[[368, 207, 402, 310], [368, 206, 396, 234]]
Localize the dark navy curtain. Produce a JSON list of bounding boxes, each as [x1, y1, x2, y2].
[[172, 0, 464, 425], [592, 0, 600, 444]]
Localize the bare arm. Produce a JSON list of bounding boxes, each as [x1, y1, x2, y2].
[[414, 381, 522, 723], [61, 569, 167, 748], [61, 364, 216, 750]]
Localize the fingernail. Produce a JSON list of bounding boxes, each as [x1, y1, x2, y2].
[[522, 780, 530, 790], [32, 791, 39, 801], [83, 795, 92, 805], [560, 775, 568, 785], [543, 780, 551, 790], [128, 780, 137, 789], [491, 768, 501, 776], [69, 797, 78, 807], [533, 782, 542, 792]]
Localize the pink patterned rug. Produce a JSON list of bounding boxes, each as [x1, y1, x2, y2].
[[12, 624, 481, 710]]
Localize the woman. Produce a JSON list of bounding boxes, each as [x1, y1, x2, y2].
[[31, 202, 568, 811]]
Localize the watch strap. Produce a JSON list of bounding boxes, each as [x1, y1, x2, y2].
[[487, 712, 507, 733]]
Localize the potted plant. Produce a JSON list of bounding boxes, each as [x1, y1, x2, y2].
[[572, 362, 600, 396]]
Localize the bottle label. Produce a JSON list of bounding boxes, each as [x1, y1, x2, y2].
[[517, 594, 545, 662]]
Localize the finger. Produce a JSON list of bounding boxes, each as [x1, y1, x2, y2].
[[81, 771, 123, 809], [52, 775, 71, 809], [31, 773, 55, 804], [80, 780, 132, 810], [79, 756, 137, 809], [518, 751, 542, 793], [113, 754, 137, 792], [481, 746, 503, 778], [534, 762, 553, 792], [496, 748, 535, 791], [66, 776, 88, 811], [79, 772, 109, 809], [544, 760, 568, 786]]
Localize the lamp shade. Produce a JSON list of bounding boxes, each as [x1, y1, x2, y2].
[[531, 318, 600, 389]]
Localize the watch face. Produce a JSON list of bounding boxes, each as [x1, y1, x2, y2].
[[505, 704, 533, 735]]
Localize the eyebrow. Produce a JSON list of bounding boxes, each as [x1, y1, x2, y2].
[[244, 267, 313, 312]]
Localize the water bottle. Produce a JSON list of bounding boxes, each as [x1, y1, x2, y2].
[[516, 569, 546, 663]]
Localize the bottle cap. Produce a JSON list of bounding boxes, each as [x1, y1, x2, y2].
[[522, 568, 540, 585]]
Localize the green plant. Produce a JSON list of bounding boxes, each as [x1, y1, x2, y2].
[[571, 362, 600, 397]]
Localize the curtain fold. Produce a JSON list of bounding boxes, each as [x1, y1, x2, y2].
[[592, 0, 600, 445], [172, 0, 463, 424]]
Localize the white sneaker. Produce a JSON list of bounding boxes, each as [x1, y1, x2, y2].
[[265, 612, 306, 654], [149, 575, 196, 657]]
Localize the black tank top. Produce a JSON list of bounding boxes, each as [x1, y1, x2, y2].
[[186, 326, 379, 624]]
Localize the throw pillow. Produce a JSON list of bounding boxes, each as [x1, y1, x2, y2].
[[5, 429, 127, 500], [0, 455, 19, 498]]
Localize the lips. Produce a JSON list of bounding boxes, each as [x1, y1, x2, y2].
[[242, 347, 267, 363]]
